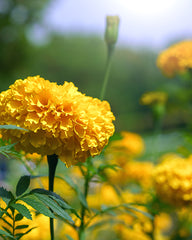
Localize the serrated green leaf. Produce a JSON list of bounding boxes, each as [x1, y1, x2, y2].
[[0, 187, 14, 202], [15, 225, 29, 230], [34, 193, 73, 223], [10, 203, 32, 220], [30, 188, 73, 210], [15, 213, 23, 221], [0, 228, 15, 239], [29, 188, 63, 200], [16, 176, 30, 197], [20, 195, 55, 219], [0, 125, 28, 131], [49, 195, 73, 210]]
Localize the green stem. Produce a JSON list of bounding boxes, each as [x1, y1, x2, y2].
[[78, 171, 90, 240], [47, 154, 58, 240], [100, 44, 115, 100]]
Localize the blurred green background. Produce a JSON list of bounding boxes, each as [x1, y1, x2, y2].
[[0, 0, 190, 133]]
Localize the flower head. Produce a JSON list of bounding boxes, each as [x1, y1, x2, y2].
[[0, 76, 115, 167], [140, 91, 168, 106], [105, 16, 120, 46], [107, 132, 144, 161], [153, 154, 192, 206], [157, 40, 192, 77]]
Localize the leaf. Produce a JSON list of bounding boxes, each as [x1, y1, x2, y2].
[[87, 219, 121, 231], [30, 188, 63, 201], [34, 193, 73, 223], [16, 175, 31, 196], [0, 125, 28, 131], [15, 213, 23, 221], [66, 234, 75, 240], [123, 204, 154, 220], [1, 217, 12, 228], [1, 226, 13, 236], [30, 188, 74, 210], [20, 195, 55, 218], [15, 227, 36, 240], [15, 225, 29, 230], [0, 229, 15, 239], [0, 187, 14, 203], [10, 203, 32, 220]]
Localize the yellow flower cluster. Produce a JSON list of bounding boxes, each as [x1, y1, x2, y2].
[[106, 161, 154, 187], [0, 76, 115, 167], [153, 154, 192, 206], [140, 91, 168, 106], [106, 131, 145, 162], [157, 40, 192, 77]]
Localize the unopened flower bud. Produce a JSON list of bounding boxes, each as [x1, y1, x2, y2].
[[105, 16, 120, 46]]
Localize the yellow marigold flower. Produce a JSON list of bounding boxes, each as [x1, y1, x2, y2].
[[105, 161, 154, 188], [153, 155, 192, 206], [140, 91, 168, 106], [0, 76, 115, 167], [106, 132, 144, 165], [157, 40, 192, 77], [87, 183, 120, 209]]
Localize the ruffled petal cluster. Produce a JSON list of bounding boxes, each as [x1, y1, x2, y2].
[[153, 154, 192, 206], [0, 76, 115, 167], [157, 40, 192, 77]]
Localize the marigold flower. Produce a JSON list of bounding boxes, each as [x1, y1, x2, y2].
[[106, 132, 145, 165], [0, 76, 115, 167], [105, 161, 154, 188], [157, 40, 192, 77], [140, 91, 168, 106], [153, 155, 192, 206]]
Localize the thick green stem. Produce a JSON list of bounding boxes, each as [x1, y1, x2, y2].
[[47, 154, 58, 240], [100, 44, 115, 100]]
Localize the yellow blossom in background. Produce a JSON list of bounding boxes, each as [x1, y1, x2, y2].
[[87, 183, 120, 209], [153, 154, 192, 206], [22, 152, 47, 164], [0, 76, 115, 167], [106, 132, 145, 166], [140, 91, 168, 106], [105, 160, 154, 188], [114, 210, 152, 240], [154, 213, 172, 240], [114, 224, 150, 240], [157, 40, 192, 77]]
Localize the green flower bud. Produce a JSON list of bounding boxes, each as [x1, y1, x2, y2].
[[105, 16, 120, 46]]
